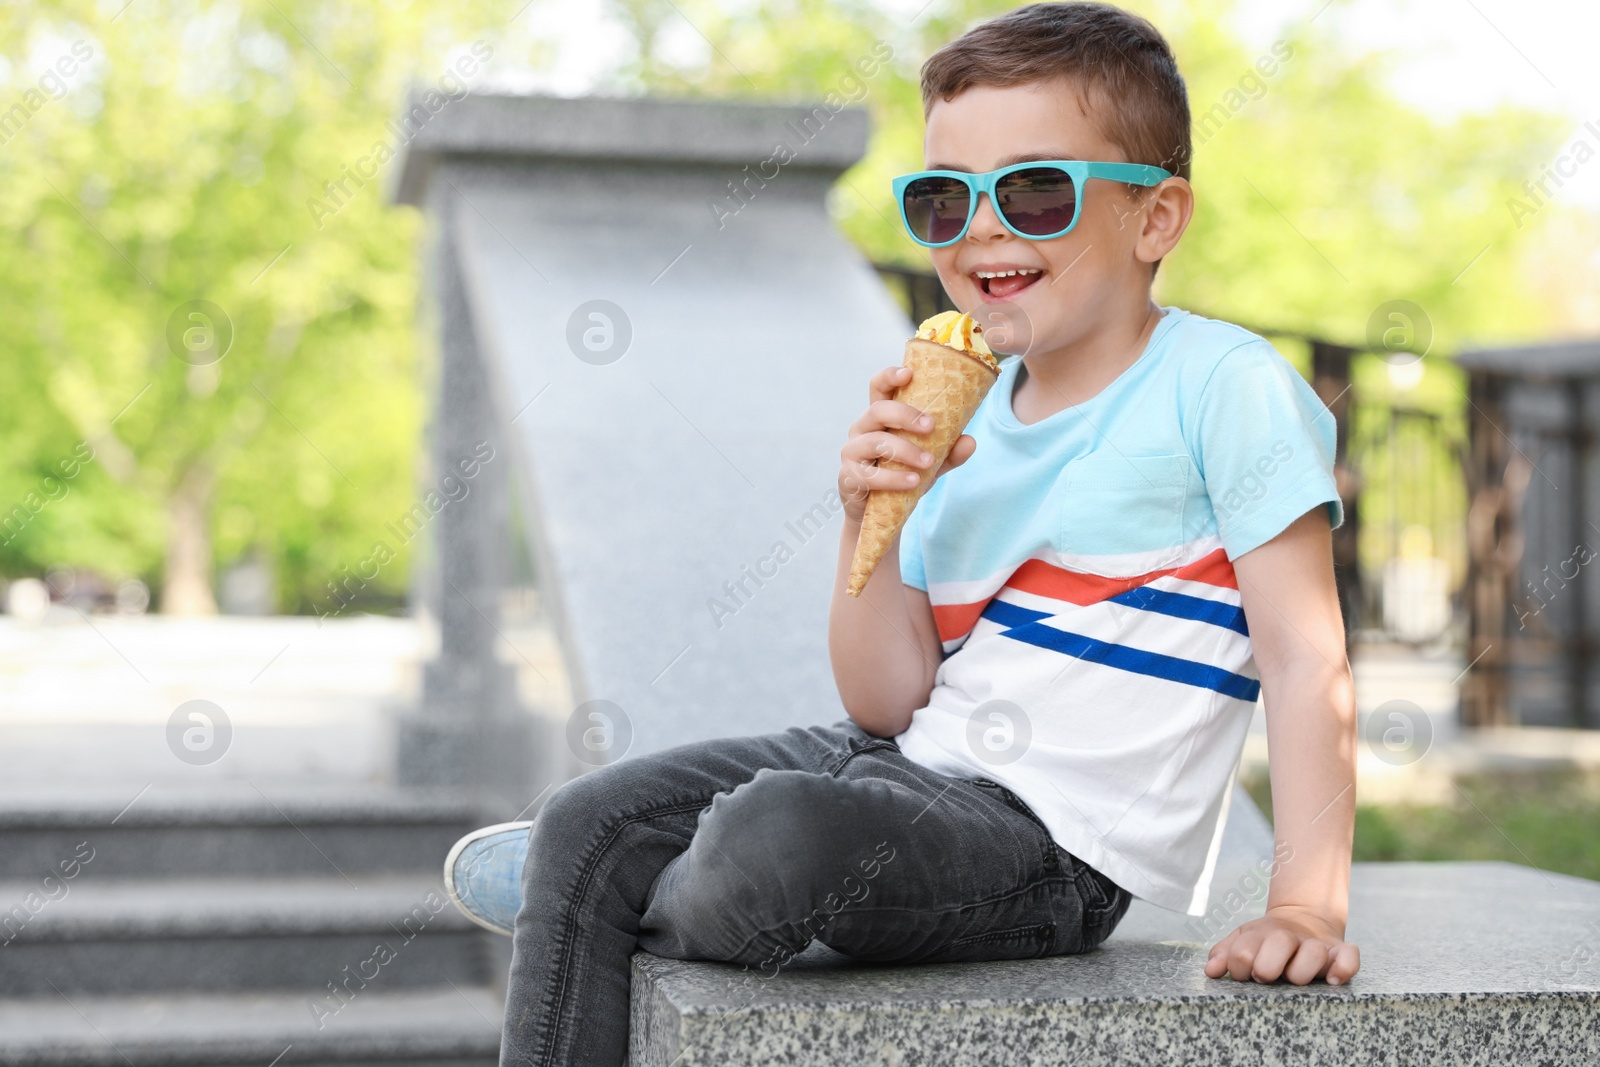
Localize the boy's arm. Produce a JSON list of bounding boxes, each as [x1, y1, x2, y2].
[[829, 522, 942, 736], [1204, 505, 1362, 985], [829, 363, 975, 738]]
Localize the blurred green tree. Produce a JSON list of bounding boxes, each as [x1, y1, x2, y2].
[[0, 0, 519, 613], [0, 0, 1587, 615]]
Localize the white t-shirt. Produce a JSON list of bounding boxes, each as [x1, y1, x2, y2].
[[895, 306, 1342, 915]]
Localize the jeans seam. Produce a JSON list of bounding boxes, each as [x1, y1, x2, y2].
[[539, 796, 716, 1067], [948, 923, 1052, 950], [1078, 885, 1132, 950], [1085, 884, 1131, 922], [727, 868, 1061, 969], [1073, 857, 1125, 913], [827, 739, 898, 776]]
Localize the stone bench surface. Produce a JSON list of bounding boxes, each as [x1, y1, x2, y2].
[[630, 861, 1600, 1067]]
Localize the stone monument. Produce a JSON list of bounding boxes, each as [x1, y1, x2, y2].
[[392, 92, 914, 795]]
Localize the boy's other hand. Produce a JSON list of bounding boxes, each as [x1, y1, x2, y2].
[[840, 365, 977, 524], [1204, 904, 1360, 986]]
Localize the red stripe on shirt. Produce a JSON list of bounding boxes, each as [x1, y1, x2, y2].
[[932, 600, 988, 643], [930, 547, 1238, 644], [1171, 547, 1239, 590]]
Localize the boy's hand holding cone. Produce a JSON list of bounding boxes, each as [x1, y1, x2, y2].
[[841, 312, 1000, 597]]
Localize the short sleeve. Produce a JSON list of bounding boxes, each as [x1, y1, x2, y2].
[[1188, 341, 1344, 559], [898, 491, 928, 591]]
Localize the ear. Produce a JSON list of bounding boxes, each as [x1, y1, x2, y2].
[[1134, 177, 1194, 267]]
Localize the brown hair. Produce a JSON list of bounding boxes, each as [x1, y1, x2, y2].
[[921, 2, 1192, 183]]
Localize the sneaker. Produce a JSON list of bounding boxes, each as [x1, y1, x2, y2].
[[443, 821, 533, 936]]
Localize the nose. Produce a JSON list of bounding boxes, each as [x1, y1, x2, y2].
[[964, 190, 1008, 242]]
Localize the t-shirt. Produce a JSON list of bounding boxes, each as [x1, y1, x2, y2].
[[894, 305, 1343, 916]]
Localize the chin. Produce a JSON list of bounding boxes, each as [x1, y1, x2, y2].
[[970, 286, 1054, 356]]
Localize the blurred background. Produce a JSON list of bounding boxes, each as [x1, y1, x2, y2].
[[2, 0, 1599, 1053], [8, 0, 1600, 617]]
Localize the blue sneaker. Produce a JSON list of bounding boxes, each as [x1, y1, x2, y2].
[[443, 821, 532, 936]]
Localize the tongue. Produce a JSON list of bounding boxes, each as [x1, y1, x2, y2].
[[988, 272, 1039, 298]]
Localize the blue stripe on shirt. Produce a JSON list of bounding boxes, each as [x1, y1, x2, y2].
[[999, 621, 1261, 701], [1109, 586, 1250, 636], [980, 599, 1053, 629]]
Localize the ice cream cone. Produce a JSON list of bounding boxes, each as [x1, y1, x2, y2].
[[847, 335, 999, 597]]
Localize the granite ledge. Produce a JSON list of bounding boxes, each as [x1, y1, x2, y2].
[[629, 861, 1600, 1067]]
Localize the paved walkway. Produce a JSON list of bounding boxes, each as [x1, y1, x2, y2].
[[0, 614, 419, 789], [0, 610, 566, 790], [5, 615, 1596, 801]]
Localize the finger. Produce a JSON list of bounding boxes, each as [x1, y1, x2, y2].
[[1282, 939, 1332, 986], [1204, 930, 1242, 978], [852, 399, 935, 438], [843, 430, 936, 471], [838, 464, 874, 501], [1204, 940, 1233, 978], [1248, 929, 1299, 983], [869, 365, 912, 403], [1325, 942, 1360, 986], [935, 435, 976, 478], [844, 458, 925, 492], [1224, 933, 1266, 982]]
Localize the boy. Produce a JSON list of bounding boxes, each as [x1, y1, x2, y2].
[[445, 4, 1360, 1064]]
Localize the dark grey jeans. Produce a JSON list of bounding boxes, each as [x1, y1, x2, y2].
[[500, 720, 1132, 1066]]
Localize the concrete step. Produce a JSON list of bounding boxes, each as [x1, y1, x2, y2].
[[0, 786, 482, 880], [630, 862, 1600, 1066], [0, 986, 503, 1067], [0, 876, 489, 997]]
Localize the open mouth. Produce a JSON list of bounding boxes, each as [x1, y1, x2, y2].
[[973, 268, 1044, 300]]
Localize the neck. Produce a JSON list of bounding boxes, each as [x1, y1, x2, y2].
[[1011, 294, 1162, 425]]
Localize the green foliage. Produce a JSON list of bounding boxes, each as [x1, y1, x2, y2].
[[0, 0, 508, 610], [1248, 768, 1600, 881], [1356, 773, 1600, 882], [1, 0, 1587, 613]]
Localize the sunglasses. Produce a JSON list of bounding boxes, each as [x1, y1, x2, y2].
[[892, 160, 1173, 248]]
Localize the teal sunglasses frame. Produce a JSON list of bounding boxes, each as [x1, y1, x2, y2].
[[891, 160, 1173, 248]]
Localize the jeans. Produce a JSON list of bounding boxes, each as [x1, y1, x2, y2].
[[500, 720, 1132, 1066]]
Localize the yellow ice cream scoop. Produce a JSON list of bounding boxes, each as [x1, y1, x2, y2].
[[846, 311, 1002, 597], [914, 311, 997, 369]]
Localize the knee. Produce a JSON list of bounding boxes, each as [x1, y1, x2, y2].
[[693, 769, 882, 898], [644, 771, 901, 963], [532, 759, 650, 853]]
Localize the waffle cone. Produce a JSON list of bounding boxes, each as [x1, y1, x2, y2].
[[846, 337, 999, 597]]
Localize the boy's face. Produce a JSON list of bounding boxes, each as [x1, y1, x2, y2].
[[922, 78, 1176, 355]]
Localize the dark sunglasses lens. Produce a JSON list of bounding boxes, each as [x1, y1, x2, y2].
[[902, 176, 972, 244], [994, 167, 1078, 236]]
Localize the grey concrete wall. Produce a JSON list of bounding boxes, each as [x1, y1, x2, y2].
[[394, 93, 911, 772]]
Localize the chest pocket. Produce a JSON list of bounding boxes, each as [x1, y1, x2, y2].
[[1057, 453, 1191, 576]]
